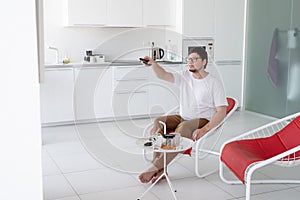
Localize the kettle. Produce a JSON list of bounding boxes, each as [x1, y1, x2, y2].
[[151, 47, 164, 60]]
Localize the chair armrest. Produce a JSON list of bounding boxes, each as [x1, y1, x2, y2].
[[223, 111, 300, 145], [245, 145, 300, 174]]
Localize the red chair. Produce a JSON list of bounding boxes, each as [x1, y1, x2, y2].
[[219, 112, 300, 200]]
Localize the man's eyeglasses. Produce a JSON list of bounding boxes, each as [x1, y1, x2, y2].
[[186, 57, 201, 63]]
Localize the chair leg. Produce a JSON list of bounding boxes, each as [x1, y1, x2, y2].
[[195, 148, 220, 178], [245, 182, 251, 200], [219, 161, 242, 185], [245, 176, 252, 200], [245, 167, 257, 200]]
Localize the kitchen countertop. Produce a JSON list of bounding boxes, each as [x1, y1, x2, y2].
[[45, 62, 112, 68], [45, 60, 183, 69]]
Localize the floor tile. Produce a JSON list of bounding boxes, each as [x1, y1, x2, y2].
[[51, 152, 105, 173], [166, 161, 195, 180], [258, 164, 300, 180], [42, 147, 50, 159], [130, 161, 195, 185], [205, 171, 290, 198], [52, 196, 80, 200], [80, 186, 159, 200], [177, 153, 219, 177], [149, 176, 234, 200], [44, 141, 87, 157], [42, 126, 79, 145], [77, 139, 129, 170], [73, 123, 108, 141], [43, 174, 76, 200], [64, 168, 140, 194], [42, 157, 61, 176], [236, 188, 300, 200], [293, 185, 300, 191], [86, 150, 122, 170]]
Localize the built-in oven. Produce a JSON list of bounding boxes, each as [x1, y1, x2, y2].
[[182, 38, 214, 63]]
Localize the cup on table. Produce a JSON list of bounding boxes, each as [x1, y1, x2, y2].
[[153, 135, 163, 149]]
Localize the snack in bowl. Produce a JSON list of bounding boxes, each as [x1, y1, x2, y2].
[[161, 134, 176, 149], [161, 142, 176, 150]]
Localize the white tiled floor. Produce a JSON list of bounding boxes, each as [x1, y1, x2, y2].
[[42, 111, 300, 200]]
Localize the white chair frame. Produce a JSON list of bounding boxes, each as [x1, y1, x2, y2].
[[142, 97, 239, 178], [194, 97, 238, 178], [219, 112, 300, 200]]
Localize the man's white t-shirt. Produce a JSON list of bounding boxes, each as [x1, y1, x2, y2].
[[173, 70, 228, 121]]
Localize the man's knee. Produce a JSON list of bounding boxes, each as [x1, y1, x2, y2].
[[175, 121, 198, 136], [176, 121, 189, 130]]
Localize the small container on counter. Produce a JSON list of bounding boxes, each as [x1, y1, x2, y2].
[[94, 54, 105, 63]]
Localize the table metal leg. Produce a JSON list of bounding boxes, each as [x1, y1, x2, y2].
[[138, 151, 178, 200], [163, 151, 178, 200]]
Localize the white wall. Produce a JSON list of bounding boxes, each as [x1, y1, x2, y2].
[[44, 0, 181, 63], [0, 0, 43, 200]]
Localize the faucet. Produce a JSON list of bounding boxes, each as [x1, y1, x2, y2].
[[48, 46, 59, 64], [151, 42, 155, 59]]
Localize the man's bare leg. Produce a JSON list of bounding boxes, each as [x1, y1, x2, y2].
[[151, 168, 167, 183], [138, 165, 159, 183]]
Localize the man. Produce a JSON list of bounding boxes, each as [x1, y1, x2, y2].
[[139, 47, 228, 183]]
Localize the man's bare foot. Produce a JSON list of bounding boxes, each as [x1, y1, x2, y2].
[[151, 168, 167, 183], [138, 166, 159, 183]]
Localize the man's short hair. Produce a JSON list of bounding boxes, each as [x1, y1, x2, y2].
[[188, 47, 208, 68]]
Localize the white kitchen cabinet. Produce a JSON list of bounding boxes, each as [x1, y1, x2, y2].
[[112, 66, 149, 117], [182, 0, 244, 61], [217, 64, 243, 104], [214, 0, 245, 61], [149, 64, 182, 115], [94, 67, 113, 119], [106, 0, 142, 27], [65, 0, 107, 26], [65, 0, 175, 27], [74, 67, 113, 121], [143, 0, 176, 26], [40, 68, 75, 124], [182, 0, 215, 37]]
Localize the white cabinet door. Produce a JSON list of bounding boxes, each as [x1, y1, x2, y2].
[[112, 91, 149, 117], [107, 0, 142, 27], [214, 0, 245, 61], [94, 68, 113, 119], [112, 66, 149, 117], [217, 64, 243, 103], [74, 67, 113, 121], [143, 0, 175, 26], [40, 68, 75, 124], [66, 0, 107, 26], [149, 64, 181, 115], [182, 0, 215, 37]]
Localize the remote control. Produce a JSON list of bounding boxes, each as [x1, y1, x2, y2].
[[139, 58, 150, 65]]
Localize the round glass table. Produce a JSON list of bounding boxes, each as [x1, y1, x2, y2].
[[137, 136, 194, 200]]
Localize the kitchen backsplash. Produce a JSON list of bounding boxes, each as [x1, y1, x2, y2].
[[44, 0, 181, 64], [92, 28, 166, 62]]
